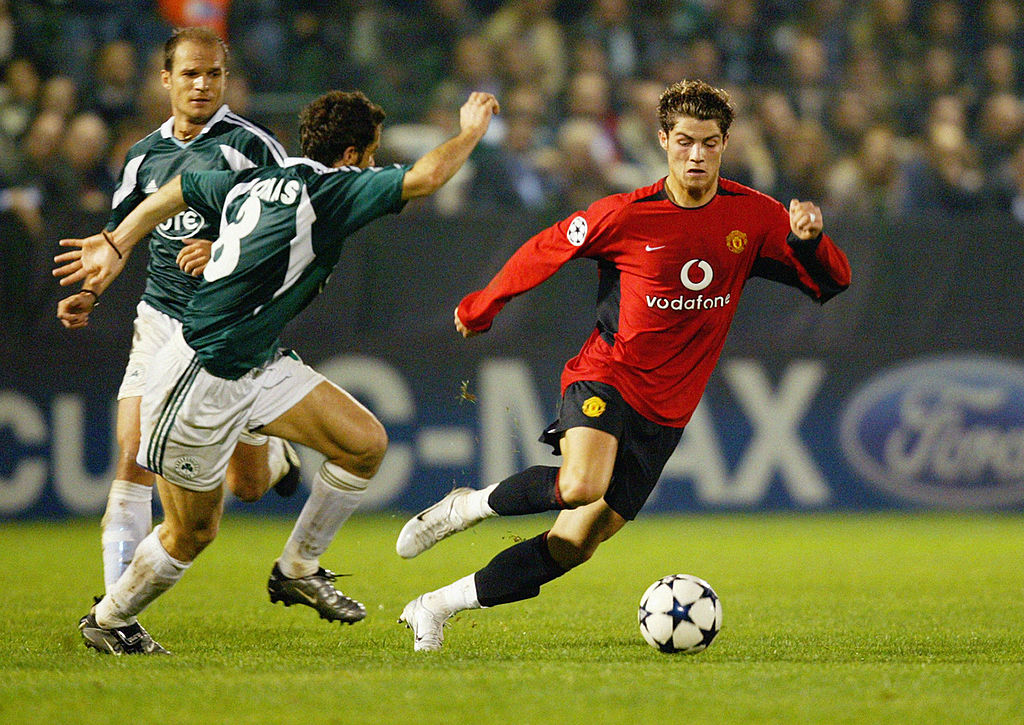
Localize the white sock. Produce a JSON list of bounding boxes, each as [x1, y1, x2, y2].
[[464, 483, 499, 521], [265, 436, 290, 485], [101, 480, 153, 591], [277, 462, 368, 579], [95, 525, 190, 628], [424, 574, 481, 616]]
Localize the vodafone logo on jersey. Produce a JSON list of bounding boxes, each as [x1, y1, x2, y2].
[[680, 259, 713, 291], [646, 258, 731, 312]]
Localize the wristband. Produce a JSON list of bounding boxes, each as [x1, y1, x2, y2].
[[80, 288, 99, 307], [101, 229, 123, 259]]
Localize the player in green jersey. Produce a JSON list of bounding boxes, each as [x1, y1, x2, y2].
[[57, 88, 499, 654], [53, 28, 297, 651]]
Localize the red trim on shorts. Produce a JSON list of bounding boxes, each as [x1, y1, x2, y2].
[[553, 469, 565, 508]]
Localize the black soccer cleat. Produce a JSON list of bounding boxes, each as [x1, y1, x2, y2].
[[78, 607, 170, 655], [272, 440, 302, 498], [267, 563, 366, 624]]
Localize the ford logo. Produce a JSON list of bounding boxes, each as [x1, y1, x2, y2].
[[840, 356, 1024, 507]]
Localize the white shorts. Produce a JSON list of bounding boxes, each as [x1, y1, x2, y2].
[[118, 301, 181, 400], [137, 328, 326, 491]]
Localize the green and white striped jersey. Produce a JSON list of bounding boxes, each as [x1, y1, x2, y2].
[[108, 104, 287, 319], [179, 159, 408, 379]]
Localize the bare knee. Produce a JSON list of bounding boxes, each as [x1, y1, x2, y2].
[[556, 465, 608, 509], [226, 473, 263, 503], [159, 519, 219, 562], [337, 420, 388, 479], [546, 531, 599, 570]]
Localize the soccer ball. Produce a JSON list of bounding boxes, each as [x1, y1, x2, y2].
[[638, 574, 722, 654]]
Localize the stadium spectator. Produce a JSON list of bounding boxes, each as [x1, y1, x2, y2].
[[575, 0, 644, 82], [483, 0, 567, 100], [38, 75, 79, 120], [783, 32, 832, 124], [713, 0, 769, 85], [0, 0, 21, 67], [409, 0, 483, 100], [840, 47, 895, 135], [468, 82, 560, 215], [227, 0, 287, 92], [616, 77, 671, 181], [829, 88, 874, 157], [826, 123, 904, 219], [772, 118, 834, 204], [0, 57, 40, 140], [683, 38, 724, 87], [894, 120, 985, 218], [561, 70, 622, 165], [54, 112, 114, 222], [0, 109, 60, 338], [848, 0, 919, 89], [977, 42, 1020, 96], [977, 91, 1024, 200], [720, 115, 777, 193], [90, 40, 139, 126]]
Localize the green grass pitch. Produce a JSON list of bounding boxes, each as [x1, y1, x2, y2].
[[2, 512, 1023, 724]]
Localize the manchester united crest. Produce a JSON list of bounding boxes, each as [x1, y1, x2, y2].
[[581, 396, 606, 417], [725, 230, 747, 254]]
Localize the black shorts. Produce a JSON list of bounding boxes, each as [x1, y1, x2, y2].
[[539, 380, 684, 520]]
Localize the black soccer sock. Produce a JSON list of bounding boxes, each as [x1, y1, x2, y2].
[[486, 465, 564, 516], [474, 531, 569, 607]]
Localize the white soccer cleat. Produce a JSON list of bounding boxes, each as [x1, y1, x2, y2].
[[398, 595, 450, 652], [396, 487, 490, 559]]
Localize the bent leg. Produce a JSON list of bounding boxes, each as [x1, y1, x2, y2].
[[553, 426, 618, 507], [94, 480, 221, 629], [480, 425, 619, 517], [546, 498, 628, 569], [261, 380, 387, 578], [225, 438, 272, 502], [403, 498, 627, 651], [156, 477, 224, 562], [396, 426, 619, 560], [259, 380, 387, 478]]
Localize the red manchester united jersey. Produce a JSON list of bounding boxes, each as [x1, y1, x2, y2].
[[458, 177, 851, 427]]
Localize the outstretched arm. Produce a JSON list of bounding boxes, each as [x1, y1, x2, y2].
[[53, 176, 188, 295], [402, 92, 499, 200]]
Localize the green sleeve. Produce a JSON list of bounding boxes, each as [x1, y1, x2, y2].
[[180, 169, 241, 221], [311, 164, 408, 240]]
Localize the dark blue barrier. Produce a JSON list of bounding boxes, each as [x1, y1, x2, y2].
[[3, 208, 1024, 518]]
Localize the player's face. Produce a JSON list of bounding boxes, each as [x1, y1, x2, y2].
[[659, 116, 727, 205], [162, 41, 227, 125]]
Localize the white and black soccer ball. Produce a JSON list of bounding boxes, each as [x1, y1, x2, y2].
[[638, 574, 722, 654]]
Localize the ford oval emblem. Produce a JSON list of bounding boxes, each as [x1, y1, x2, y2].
[[840, 356, 1024, 508]]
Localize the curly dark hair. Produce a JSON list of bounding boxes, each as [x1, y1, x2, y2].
[[299, 91, 386, 167], [657, 80, 734, 137], [164, 27, 229, 72]]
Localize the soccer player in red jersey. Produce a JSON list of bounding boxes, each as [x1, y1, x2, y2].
[[396, 80, 851, 651]]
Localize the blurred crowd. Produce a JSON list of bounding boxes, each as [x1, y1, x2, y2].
[[3, 0, 1024, 327]]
